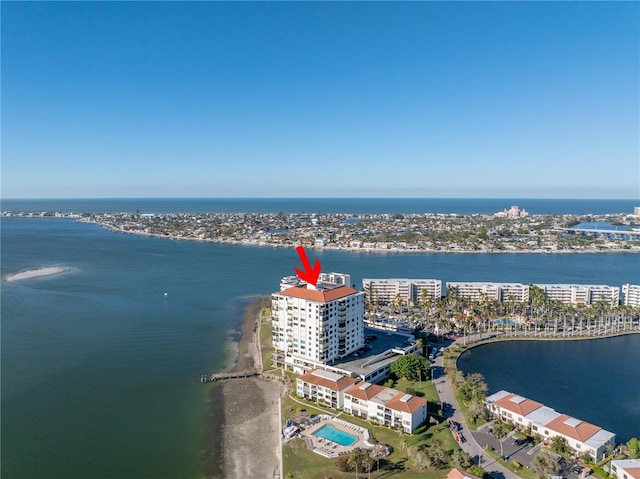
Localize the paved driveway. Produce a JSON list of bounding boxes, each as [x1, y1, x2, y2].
[[430, 351, 520, 479]]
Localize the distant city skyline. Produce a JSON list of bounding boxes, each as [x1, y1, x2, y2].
[[2, 2, 638, 199]]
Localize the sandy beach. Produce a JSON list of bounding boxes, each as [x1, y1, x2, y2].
[[4, 266, 70, 282], [207, 299, 284, 479]]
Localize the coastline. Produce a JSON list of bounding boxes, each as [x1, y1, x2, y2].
[[207, 299, 283, 479], [90, 221, 640, 255]]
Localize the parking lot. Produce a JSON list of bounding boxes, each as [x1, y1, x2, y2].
[[471, 424, 590, 479]]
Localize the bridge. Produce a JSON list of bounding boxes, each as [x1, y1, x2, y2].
[[559, 227, 640, 241]]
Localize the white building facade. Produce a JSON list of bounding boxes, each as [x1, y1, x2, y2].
[[535, 284, 620, 306], [446, 282, 530, 302], [362, 278, 442, 305], [486, 390, 615, 461], [343, 381, 428, 433], [296, 370, 428, 433], [622, 284, 640, 308], [272, 282, 365, 373], [610, 459, 640, 479], [296, 369, 358, 409]]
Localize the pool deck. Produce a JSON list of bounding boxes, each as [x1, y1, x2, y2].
[[301, 415, 374, 458]]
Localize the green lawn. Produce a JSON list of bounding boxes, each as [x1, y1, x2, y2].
[[284, 435, 451, 479], [259, 319, 273, 370], [282, 380, 461, 479]]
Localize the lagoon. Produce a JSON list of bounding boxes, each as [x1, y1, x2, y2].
[[457, 335, 640, 443]]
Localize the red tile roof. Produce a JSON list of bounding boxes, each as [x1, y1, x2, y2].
[[494, 393, 542, 417], [279, 285, 361, 302], [385, 392, 427, 414], [622, 467, 640, 479], [297, 369, 358, 392], [448, 467, 482, 479], [544, 414, 601, 443], [344, 382, 386, 401]]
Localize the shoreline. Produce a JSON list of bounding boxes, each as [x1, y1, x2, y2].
[[90, 222, 640, 255], [450, 331, 640, 445], [207, 298, 283, 479], [455, 329, 640, 351]]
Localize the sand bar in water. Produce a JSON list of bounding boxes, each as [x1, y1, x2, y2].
[[5, 267, 71, 282]]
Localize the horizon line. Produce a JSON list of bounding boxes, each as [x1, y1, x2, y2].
[[2, 196, 639, 201]]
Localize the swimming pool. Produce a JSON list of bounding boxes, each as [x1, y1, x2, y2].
[[312, 424, 357, 446]]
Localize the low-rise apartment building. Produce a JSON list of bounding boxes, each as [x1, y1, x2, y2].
[[296, 369, 358, 409], [610, 459, 640, 479], [297, 369, 427, 433], [486, 391, 615, 461]]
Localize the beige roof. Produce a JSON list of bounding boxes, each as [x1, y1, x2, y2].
[[297, 369, 358, 392], [544, 414, 601, 443], [494, 393, 542, 416], [279, 285, 360, 302]]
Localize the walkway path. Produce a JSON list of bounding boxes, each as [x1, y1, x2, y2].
[[431, 347, 520, 479]]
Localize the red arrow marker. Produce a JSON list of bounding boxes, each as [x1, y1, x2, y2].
[[294, 245, 321, 286]]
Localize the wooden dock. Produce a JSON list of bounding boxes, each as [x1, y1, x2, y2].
[[200, 370, 259, 383]]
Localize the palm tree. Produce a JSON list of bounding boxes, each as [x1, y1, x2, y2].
[[492, 421, 510, 458]]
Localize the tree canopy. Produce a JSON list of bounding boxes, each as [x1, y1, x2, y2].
[[390, 354, 430, 381], [627, 437, 640, 459]]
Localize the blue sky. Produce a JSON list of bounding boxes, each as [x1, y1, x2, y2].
[[2, 2, 638, 199]]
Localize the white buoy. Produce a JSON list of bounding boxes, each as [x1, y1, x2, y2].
[[164, 292, 168, 298]]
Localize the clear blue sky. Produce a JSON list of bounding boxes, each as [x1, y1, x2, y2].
[[2, 1, 638, 199]]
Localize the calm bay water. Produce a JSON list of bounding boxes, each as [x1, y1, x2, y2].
[[1, 198, 639, 478], [458, 336, 640, 444]]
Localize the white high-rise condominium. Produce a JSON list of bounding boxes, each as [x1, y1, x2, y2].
[[271, 279, 365, 373]]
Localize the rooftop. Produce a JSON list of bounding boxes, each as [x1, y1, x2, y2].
[[386, 391, 428, 414], [525, 405, 562, 427], [331, 327, 417, 379], [297, 369, 358, 392], [345, 382, 386, 401], [447, 467, 483, 479], [612, 459, 640, 479], [494, 392, 543, 416], [545, 414, 602, 442], [278, 284, 361, 302]]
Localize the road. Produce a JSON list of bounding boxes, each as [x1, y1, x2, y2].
[[430, 346, 520, 479]]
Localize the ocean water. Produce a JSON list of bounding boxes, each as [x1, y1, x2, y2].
[[2, 199, 639, 478], [458, 336, 640, 443], [1, 197, 638, 215]]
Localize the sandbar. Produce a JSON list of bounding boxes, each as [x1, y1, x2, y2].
[[206, 299, 285, 479], [4, 267, 70, 282]]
